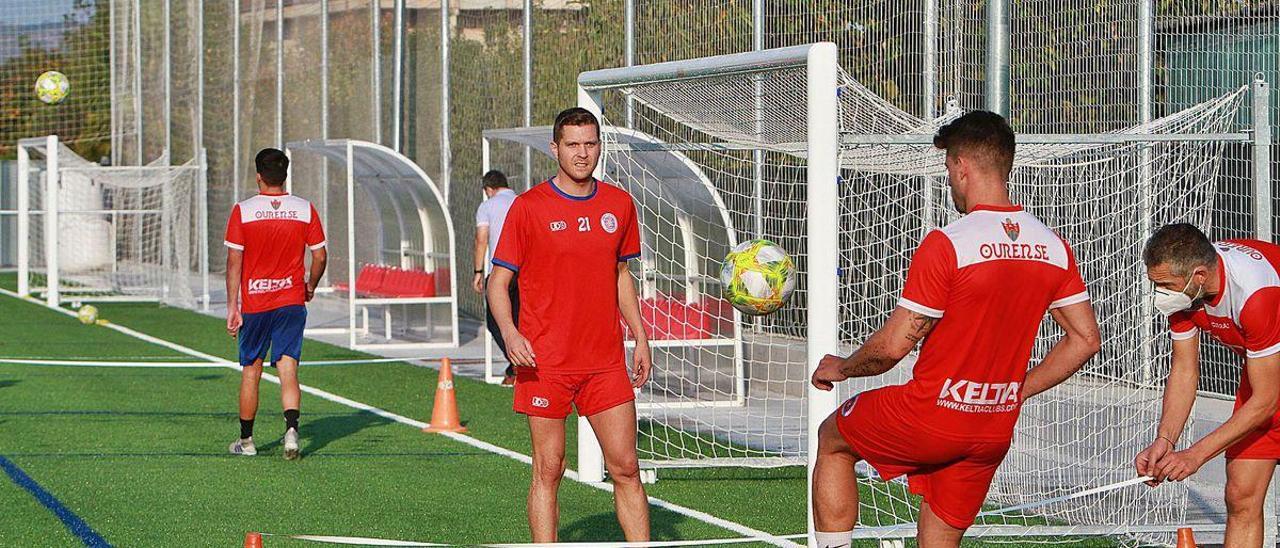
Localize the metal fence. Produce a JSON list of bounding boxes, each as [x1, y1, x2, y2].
[[1, 0, 1276, 329]]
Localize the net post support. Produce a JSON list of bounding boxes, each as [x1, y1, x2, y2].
[[16, 144, 30, 297], [1254, 75, 1276, 548], [1253, 77, 1272, 242], [806, 42, 842, 548], [575, 83, 609, 484], [200, 147, 210, 311], [44, 135, 60, 307]]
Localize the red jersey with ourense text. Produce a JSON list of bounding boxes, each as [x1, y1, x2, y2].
[[491, 179, 642, 373], [891, 205, 1090, 442], [224, 192, 326, 314], [1169, 240, 1280, 424]]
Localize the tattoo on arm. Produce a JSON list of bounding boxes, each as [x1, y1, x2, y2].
[[904, 313, 938, 343], [840, 354, 897, 378]]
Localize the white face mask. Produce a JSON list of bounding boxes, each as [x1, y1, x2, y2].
[[1153, 275, 1203, 316]]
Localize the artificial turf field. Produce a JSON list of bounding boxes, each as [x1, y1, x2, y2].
[[0, 286, 811, 547], [0, 283, 1125, 547]]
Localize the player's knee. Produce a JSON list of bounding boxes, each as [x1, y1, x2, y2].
[[605, 455, 641, 485], [817, 414, 849, 456], [531, 453, 566, 485], [1226, 481, 1266, 518]]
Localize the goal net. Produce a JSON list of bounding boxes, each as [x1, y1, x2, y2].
[[16, 136, 208, 308], [578, 43, 1267, 540]]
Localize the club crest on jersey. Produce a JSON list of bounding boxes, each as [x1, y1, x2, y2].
[[549, 221, 567, 232], [601, 212, 619, 234], [1002, 218, 1020, 241]]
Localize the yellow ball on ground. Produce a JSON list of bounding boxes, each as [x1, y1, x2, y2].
[[77, 305, 98, 325]]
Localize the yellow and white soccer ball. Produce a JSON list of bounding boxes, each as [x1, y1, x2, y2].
[[720, 239, 797, 316], [35, 71, 70, 104], [77, 304, 98, 325]]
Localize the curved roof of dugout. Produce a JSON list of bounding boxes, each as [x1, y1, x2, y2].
[[285, 138, 456, 272]]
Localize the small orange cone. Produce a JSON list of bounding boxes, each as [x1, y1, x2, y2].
[[1176, 527, 1196, 548], [423, 358, 467, 433], [243, 531, 264, 548]]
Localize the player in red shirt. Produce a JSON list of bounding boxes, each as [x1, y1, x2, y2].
[[1135, 225, 1280, 547], [224, 148, 327, 460], [488, 107, 653, 542], [809, 112, 1102, 547]]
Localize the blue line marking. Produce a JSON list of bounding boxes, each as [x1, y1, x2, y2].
[[0, 454, 111, 547]]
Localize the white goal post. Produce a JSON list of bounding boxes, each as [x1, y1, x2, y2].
[[572, 42, 1274, 545], [14, 135, 209, 309]]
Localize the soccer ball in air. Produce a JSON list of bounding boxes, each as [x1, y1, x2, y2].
[[77, 305, 98, 326], [720, 239, 796, 316], [35, 71, 70, 104]]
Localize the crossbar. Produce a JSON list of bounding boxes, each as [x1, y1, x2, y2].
[[578, 44, 816, 90]]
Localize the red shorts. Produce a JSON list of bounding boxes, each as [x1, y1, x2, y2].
[[836, 388, 1011, 529], [1227, 369, 1280, 459], [513, 367, 635, 419]]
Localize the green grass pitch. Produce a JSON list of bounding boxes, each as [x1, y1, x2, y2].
[[0, 281, 1123, 547]]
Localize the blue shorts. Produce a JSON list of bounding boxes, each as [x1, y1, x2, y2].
[[239, 305, 307, 367]]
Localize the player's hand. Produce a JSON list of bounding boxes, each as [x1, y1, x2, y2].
[[1150, 448, 1206, 483], [1135, 438, 1173, 486], [631, 340, 653, 388], [811, 353, 848, 391], [305, 283, 317, 302], [502, 328, 536, 368], [226, 309, 242, 338], [472, 273, 485, 294]]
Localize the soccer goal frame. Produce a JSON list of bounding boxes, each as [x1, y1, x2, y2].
[[13, 135, 210, 309], [570, 42, 1276, 546], [573, 42, 844, 493]]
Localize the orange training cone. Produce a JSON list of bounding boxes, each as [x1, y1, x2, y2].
[[423, 358, 467, 433], [1176, 527, 1196, 548], [243, 531, 264, 548]]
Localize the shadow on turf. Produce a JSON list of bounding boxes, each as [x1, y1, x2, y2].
[[255, 411, 394, 457], [0, 379, 20, 389], [560, 511, 685, 542]]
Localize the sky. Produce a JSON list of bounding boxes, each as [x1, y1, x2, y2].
[[0, 0, 79, 26]]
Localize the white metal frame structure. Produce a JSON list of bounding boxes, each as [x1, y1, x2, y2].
[[13, 135, 210, 309], [480, 126, 747, 397], [286, 139, 459, 351]]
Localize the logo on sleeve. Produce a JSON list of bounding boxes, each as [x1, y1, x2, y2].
[[549, 221, 567, 232], [1002, 218, 1020, 241], [601, 212, 619, 234]]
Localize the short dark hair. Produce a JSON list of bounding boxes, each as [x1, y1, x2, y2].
[[553, 107, 600, 143], [1143, 223, 1217, 275], [255, 148, 289, 186], [933, 110, 1016, 178], [482, 170, 509, 189]]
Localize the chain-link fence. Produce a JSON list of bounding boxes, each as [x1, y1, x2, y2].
[[1, 0, 1276, 328]]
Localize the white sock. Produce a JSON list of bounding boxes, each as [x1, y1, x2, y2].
[[815, 530, 853, 548]]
